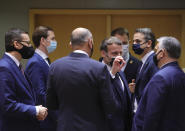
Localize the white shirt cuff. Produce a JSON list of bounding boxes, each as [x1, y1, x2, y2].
[[35, 106, 39, 116], [109, 71, 115, 79]]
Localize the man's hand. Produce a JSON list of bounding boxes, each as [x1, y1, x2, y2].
[[129, 79, 136, 93], [36, 105, 48, 121], [111, 56, 125, 75]]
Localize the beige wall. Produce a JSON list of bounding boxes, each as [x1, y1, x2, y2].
[[1, 0, 185, 65]]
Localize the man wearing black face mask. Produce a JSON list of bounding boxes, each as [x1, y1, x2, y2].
[[100, 36, 133, 131], [0, 28, 48, 131], [130, 28, 158, 114], [132, 36, 185, 131]]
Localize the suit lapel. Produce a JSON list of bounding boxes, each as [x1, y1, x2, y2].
[[118, 72, 132, 99], [4, 54, 35, 100], [136, 53, 154, 83], [35, 53, 49, 74]]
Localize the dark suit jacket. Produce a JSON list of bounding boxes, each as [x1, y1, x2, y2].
[[26, 52, 49, 106], [109, 72, 132, 131], [46, 52, 117, 131], [0, 75, 5, 131], [135, 52, 158, 103], [26, 52, 57, 131], [0, 54, 39, 131], [124, 54, 142, 84], [132, 62, 185, 131]]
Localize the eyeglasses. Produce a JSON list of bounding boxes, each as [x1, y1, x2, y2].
[[20, 41, 31, 45]]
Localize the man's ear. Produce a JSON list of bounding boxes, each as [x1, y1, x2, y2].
[[40, 37, 45, 45], [162, 49, 167, 57], [101, 50, 106, 58], [69, 41, 72, 48], [13, 41, 22, 49], [146, 40, 152, 48], [88, 39, 92, 49]]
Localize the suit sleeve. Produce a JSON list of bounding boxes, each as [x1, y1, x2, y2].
[[140, 75, 167, 131], [98, 65, 118, 117], [26, 62, 46, 105], [0, 67, 36, 120], [46, 65, 59, 110]]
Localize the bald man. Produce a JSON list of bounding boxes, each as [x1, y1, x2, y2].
[[46, 28, 120, 131]]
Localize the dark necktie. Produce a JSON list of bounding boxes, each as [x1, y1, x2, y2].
[[19, 64, 25, 76], [115, 73, 124, 92], [46, 57, 51, 64]]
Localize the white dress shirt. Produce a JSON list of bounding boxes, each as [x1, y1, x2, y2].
[[35, 49, 50, 66], [73, 50, 89, 56]]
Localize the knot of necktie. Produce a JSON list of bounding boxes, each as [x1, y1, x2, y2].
[[46, 57, 51, 64]]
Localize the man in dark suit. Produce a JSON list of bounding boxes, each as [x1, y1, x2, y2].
[[25, 26, 58, 131], [132, 36, 185, 131], [46, 27, 120, 131], [0, 28, 48, 131], [131, 28, 158, 113], [100, 36, 132, 131], [0, 78, 5, 130], [111, 27, 142, 84]]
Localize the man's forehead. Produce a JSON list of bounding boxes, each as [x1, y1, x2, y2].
[[134, 32, 145, 39]]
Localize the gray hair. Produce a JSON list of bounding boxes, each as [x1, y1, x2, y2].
[[70, 27, 92, 45], [135, 28, 156, 49], [157, 36, 181, 59], [100, 36, 122, 52]]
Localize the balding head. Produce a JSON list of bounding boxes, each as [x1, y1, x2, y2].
[[70, 28, 92, 46]]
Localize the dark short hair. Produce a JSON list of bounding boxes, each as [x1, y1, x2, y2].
[[32, 26, 53, 47], [135, 28, 156, 49], [111, 27, 129, 39], [100, 37, 122, 52], [158, 36, 181, 59], [5, 28, 28, 52]]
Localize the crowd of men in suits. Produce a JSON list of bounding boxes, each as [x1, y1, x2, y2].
[[0, 26, 184, 131]]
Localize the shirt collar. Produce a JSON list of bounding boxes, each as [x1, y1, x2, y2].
[[73, 50, 89, 57], [102, 60, 111, 71], [141, 50, 154, 64], [35, 48, 48, 59], [5, 52, 20, 67]]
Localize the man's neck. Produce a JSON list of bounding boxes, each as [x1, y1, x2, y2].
[[38, 45, 48, 56], [8, 51, 22, 62], [141, 48, 152, 58], [159, 58, 177, 68]]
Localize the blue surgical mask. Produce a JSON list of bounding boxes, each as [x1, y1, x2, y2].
[[122, 44, 129, 61], [47, 41, 57, 53], [132, 43, 144, 55]]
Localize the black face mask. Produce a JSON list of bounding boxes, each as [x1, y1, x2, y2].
[[109, 57, 115, 67], [109, 57, 122, 67], [17, 45, 35, 59], [153, 50, 162, 67], [89, 44, 94, 58]]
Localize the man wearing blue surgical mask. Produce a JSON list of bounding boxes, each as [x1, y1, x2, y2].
[[131, 28, 158, 114], [25, 26, 58, 131]]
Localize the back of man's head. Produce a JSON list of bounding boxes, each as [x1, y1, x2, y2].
[[135, 28, 156, 49], [158, 36, 181, 59], [111, 27, 129, 39], [70, 28, 92, 46], [5, 28, 27, 52], [32, 26, 53, 48]]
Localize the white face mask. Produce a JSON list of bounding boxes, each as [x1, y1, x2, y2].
[[122, 44, 129, 61]]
